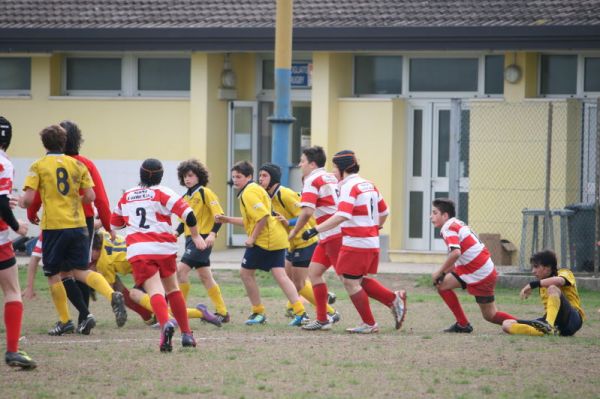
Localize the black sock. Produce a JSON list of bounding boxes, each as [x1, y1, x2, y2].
[[62, 278, 90, 324], [76, 280, 91, 308]]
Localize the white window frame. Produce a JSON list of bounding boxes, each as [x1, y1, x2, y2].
[[62, 52, 191, 98], [352, 52, 504, 99], [0, 56, 32, 97], [537, 51, 600, 99], [581, 54, 600, 98], [255, 53, 312, 102]]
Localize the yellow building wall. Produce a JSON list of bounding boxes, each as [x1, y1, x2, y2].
[[469, 99, 581, 258]]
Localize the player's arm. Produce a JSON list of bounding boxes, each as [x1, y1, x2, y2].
[[26, 191, 42, 224], [81, 187, 95, 204], [185, 211, 207, 251], [288, 206, 315, 239], [215, 214, 243, 226], [87, 162, 112, 232], [19, 188, 36, 209], [378, 214, 388, 228], [432, 248, 461, 286], [0, 195, 27, 235], [520, 276, 567, 300]]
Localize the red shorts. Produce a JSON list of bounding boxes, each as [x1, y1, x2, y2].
[[463, 269, 497, 297], [131, 255, 177, 287], [336, 249, 379, 277], [310, 236, 342, 271]]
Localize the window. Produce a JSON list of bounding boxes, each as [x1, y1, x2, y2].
[[137, 58, 190, 91], [540, 55, 577, 95], [0, 58, 31, 92], [354, 56, 402, 95], [484, 55, 504, 95], [410, 58, 478, 92], [66, 57, 121, 92], [584, 57, 600, 92]]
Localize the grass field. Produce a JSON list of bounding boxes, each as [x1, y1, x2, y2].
[[2, 267, 599, 399]]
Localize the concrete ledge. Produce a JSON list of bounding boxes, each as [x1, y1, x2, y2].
[[498, 273, 600, 291]]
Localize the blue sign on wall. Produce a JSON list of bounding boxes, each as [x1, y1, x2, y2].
[[291, 62, 312, 88]]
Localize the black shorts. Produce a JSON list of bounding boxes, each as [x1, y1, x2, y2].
[[242, 246, 285, 272], [0, 257, 16, 271], [42, 228, 90, 277], [286, 242, 317, 268], [180, 235, 212, 268], [552, 293, 583, 336]]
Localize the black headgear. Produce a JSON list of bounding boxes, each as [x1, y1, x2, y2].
[[332, 150, 357, 173], [0, 116, 12, 149], [259, 162, 281, 189], [140, 158, 164, 186]]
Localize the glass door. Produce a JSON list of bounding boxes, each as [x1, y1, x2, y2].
[[228, 101, 258, 246]]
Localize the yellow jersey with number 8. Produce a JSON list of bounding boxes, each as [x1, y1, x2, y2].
[[23, 154, 94, 230]]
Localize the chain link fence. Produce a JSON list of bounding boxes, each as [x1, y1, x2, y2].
[[451, 99, 599, 272]]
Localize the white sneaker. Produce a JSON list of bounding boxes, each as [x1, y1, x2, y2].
[[302, 319, 332, 331], [346, 323, 379, 334]]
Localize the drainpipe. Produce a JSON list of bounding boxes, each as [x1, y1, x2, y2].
[[269, 0, 295, 185]]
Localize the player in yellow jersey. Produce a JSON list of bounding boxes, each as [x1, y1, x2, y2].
[[175, 159, 228, 325], [90, 232, 220, 327], [216, 161, 306, 326], [502, 250, 585, 336], [258, 163, 340, 325], [19, 125, 127, 335]]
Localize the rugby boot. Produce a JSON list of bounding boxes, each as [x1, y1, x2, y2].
[[302, 319, 332, 331], [196, 304, 222, 327], [160, 321, 175, 352], [181, 332, 197, 348], [5, 351, 36, 370], [48, 320, 75, 336], [346, 323, 379, 334], [111, 291, 128, 327], [443, 322, 473, 333], [77, 314, 97, 335], [245, 313, 267, 325], [391, 290, 407, 330], [215, 312, 230, 324], [288, 312, 309, 327]]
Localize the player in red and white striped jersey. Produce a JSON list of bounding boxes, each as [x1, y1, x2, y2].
[[431, 198, 516, 333], [302, 150, 406, 334], [288, 146, 342, 330], [111, 158, 207, 352]]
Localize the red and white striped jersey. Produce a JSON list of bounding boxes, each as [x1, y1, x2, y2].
[[336, 174, 388, 252], [440, 217, 495, 284], [300, 168, 341, 242], [0, 150, 14, 262], [111, 185, 192, 262]]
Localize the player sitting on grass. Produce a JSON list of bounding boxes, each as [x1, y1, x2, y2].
[[258, 162, 340, 326], [20, 124, 127, 336], [111, 158, 207, 352], [430, 198, 516, 333], [502, 249, 585, 336], [302, 150, 406, 334], [0, 116, 36, 369], [175, 159, 229, 325], [216, 161, 307, 326], [90, 232, 220, 327]]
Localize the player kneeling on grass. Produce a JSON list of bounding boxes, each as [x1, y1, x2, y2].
[[502, 249, 585, 336], [302, 151, 406, 334], [111, 159, 207, 352], [90, 231, 220, 327], [20, 124, 127, 337], [216, 161, 307, 326], [430, 198, 516, 333]]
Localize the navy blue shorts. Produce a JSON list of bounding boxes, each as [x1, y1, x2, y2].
[[286, 242, 317, 267], [42, 228, 90, 277], [242, 246, 285, 271], [181, 235, 212, 268], [552, 293, 583, 336]]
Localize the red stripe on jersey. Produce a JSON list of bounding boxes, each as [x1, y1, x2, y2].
[[341, 226, 379, 238], [111, 213, 126, 228], [460, 234, 478, 253], [316, 214, 334, 225], [300, 191, 318, 206], [351, 204, 370, 216], [0, 220, 7, 230], [0, 241, 14, 262], [338, 201, 354, 214], [126, 231, 177, 245], [317, 195, 336, 208], [0, 177, 11, 192], [456, 248, 491, 275], [377, 199, 387, 213], [155, 213, 172, 224], [445, 235, 460, 247]]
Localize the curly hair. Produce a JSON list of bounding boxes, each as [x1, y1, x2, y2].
[[60, 120, 83, 156], [177, 159, 209, 187], [40, 125, 66, 152]]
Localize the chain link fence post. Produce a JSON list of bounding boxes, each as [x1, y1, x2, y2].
[[595, 97, 600, 276]]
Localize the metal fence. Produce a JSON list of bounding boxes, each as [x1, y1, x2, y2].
[[448, 98, 599, 273]]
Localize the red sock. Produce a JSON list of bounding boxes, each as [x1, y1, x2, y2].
[[150, 294, 169, 326], [491, 311, 516, 325], [166, 291, 191, 334], [349, 289, 376, 326], [312, 282, 329, 323], [438, 289, 469, 326], [4, 301, 23, 353], [121, 287, 153, 321], [361, 277, 396, 307]]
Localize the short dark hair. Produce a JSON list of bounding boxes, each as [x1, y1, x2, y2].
[[177, 159, 209, 187], [92, 233, 103, 251], [530, 249, 558, 276], [432, 198, 456, 218], [60, 120, 83, 156], [40, 125, 66, 152], [302, 146, 326, 168], [140, 158, 164, 187], [231, 160, 254, 177]]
